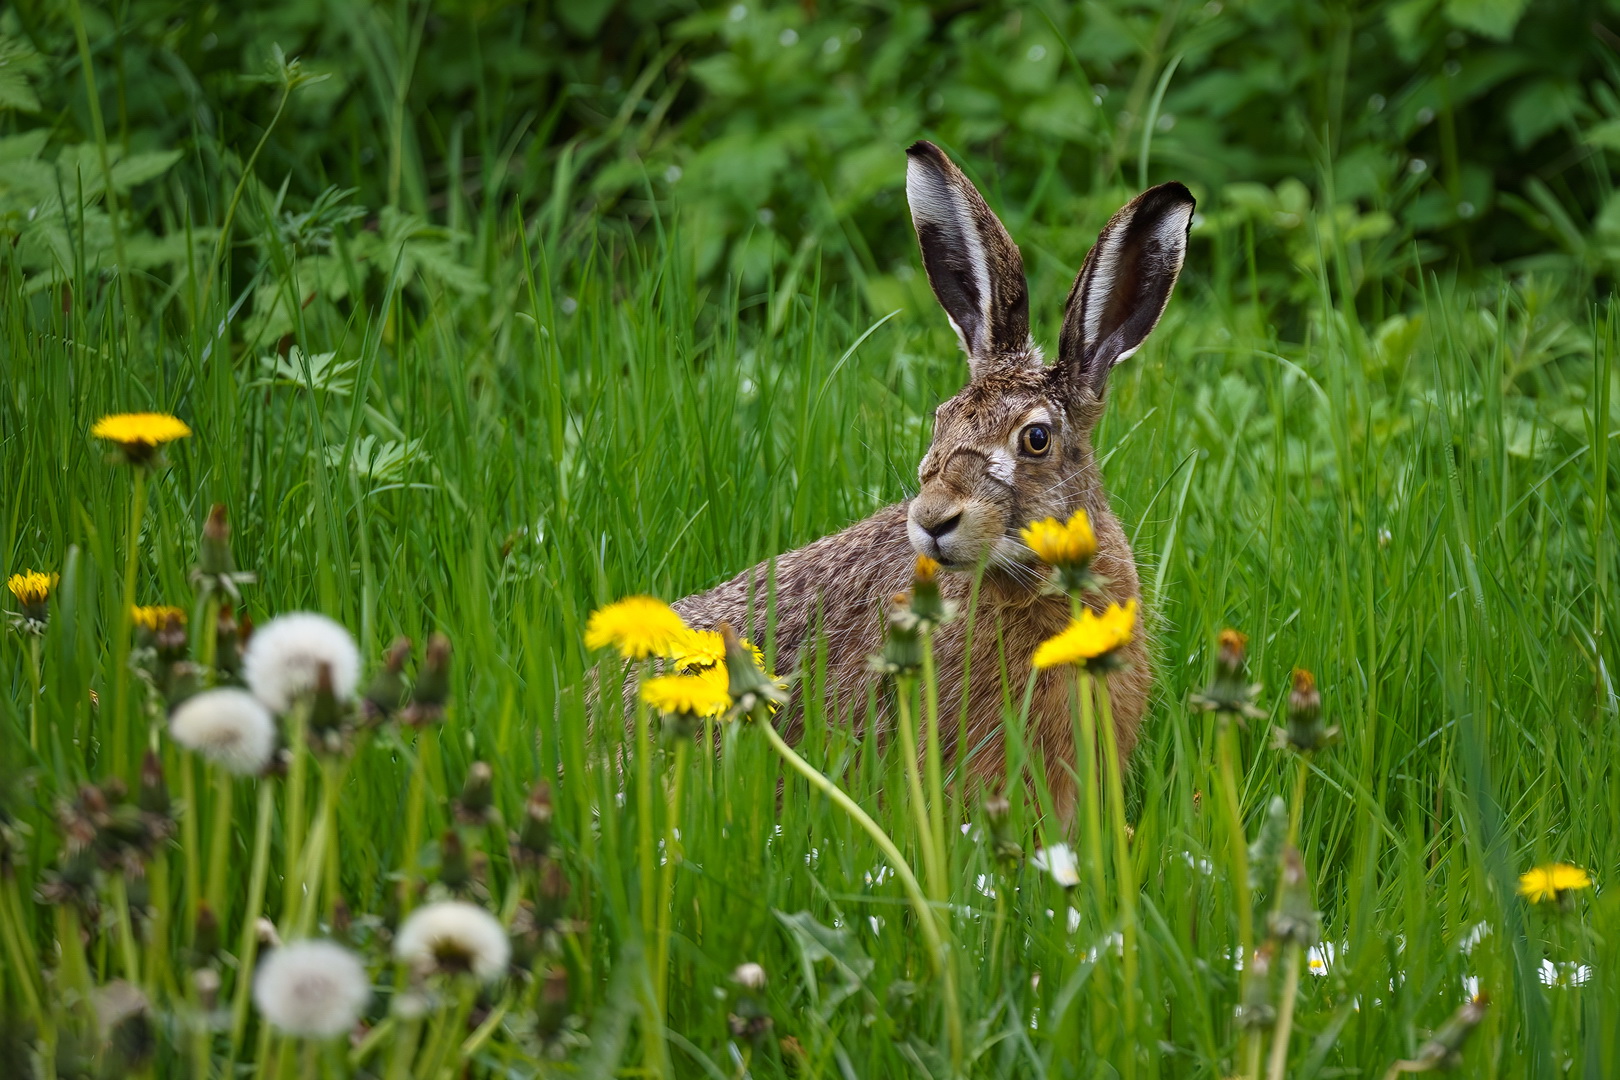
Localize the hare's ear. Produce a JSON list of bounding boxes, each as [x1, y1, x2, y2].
[[1058, 182, 1194, 396], [906, 141, 1030, 375]]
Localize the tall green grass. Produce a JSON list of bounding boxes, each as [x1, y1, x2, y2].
[[3, 134, 1618, 1076]]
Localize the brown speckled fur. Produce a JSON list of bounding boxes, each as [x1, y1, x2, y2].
[[672, 143, 1191, 821]]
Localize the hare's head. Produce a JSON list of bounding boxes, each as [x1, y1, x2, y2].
[[902, 141, 1193, 572]]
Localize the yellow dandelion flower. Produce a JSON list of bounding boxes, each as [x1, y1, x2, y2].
[[7, 570, 58, 608], [584, 595, 688, 660], [92, 412, 192, 464], [1020, 510, 1098, 568], [1517, 863, 1593, 904], [671, 628, 765, 673], [132, 605, 187, 631], [640, 665, 732, 719], [913, 553, 940, 584], [1032, 600, 1137, 670]]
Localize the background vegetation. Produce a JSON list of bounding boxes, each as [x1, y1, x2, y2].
[[2, 0, 1618, 1077]]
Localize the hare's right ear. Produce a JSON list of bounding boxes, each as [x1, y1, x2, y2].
[[906, 141, 1030, 376], [1058, 182, 1195, 397]]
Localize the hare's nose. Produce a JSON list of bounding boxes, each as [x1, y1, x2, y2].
[[921, 511, 961, 539]]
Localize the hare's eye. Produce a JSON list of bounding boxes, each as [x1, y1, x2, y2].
[[1020, 424, 1052, 456]]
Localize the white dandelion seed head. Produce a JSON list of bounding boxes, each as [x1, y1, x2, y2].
[[242, 612, 361, 713], [169, 688, 277, 775], [1033, 843, 1081, 888], [394, 901, 510, 982], [253, 940, 371, 1039]]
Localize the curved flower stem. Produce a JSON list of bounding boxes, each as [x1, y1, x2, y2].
[[654, 737, 690, 1012], [894, 677, 943, 899], [111, 467, 148, 780], [1096, 677, 1139, 1080], [756, 719, 962, 1069], [281, 700, 311, 919]]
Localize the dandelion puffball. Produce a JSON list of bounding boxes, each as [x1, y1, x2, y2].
[[252, 940, 371, 1038], [169, 688, 277, 775], [242, 612, 361, 713], [394, 900, 510, 982]]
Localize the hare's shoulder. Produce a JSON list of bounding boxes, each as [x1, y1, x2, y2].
[[673, 502, 916, 646]]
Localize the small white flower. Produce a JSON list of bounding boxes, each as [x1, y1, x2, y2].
[[1538, 959, 1592, 987], [394, 901, 509, 982], [1033, 843, 1080, 888], [242, 612, 361, 713], [1307, 941, 1338, 976], [253, 940, 371, 1038], [169, 688, 277, 775], [732, 962, 767, 990]]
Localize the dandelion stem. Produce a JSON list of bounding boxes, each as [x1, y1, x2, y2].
[[894, 676, 944, 899], [1215, 719, 1256, 1071], [111, 467, 149, 780], [205, 768, 235, 918], [655, 737, 690, 1014], [180, 753, 201, 935], [631, 665, 667, 1077], [1265, 942, 1303, 1080], [229, 781, 278, 1055], [281, 700, 310, 918], [755, 718, 962, 1068], [1096, 677, 1139, 1079], [1074, 671, 1109, 912], [26, 635, 42, 752], [920, 629, 949, 899], [108, 872, 142, 982], [0, 878, 43, 1015]]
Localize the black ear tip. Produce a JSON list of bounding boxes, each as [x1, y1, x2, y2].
[[906, 140, 944, 162], [1151, 180, 1196, 210]]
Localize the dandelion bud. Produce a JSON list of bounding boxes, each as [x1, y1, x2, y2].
[[456, 762, 495, 824], [165, 660, 204, 707], [1247, 796, 1288, 890], [193, 966, 222, 1011], [363, 637, 412, 720], [193, 903, 221, 959], [907, 555, 954, 630], [309, 662, 343, 733], [1236, 941, 1277, 1030], [983, 792, 1021, 865], [200, 504, 235, 576], [1276, 668, 1337, 754], [1390, 995, 1489, 1072], [1189, 627, 1264, 722], [728, 961, 773, 1043], [517, 781, 554, 859], [1267, 848, 1319, 945], [535, 858, 570, 929], [256, 918, 282, 951], [869, 595, 924, 677], [536, 966, 570, 1041], [720, 623, 786, 723], [215, 605, 243, 678], [404, 633, 452, 725], [138, 750, 169, 817], [439, 829, 470, 893]]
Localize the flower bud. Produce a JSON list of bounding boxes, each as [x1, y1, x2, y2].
[[456, 762, 495, 824], [1276, 668, 1337, 753], [535, 857, 570, 929], [215, 604, 243, 678], [535, 966, 570, 1042], [517, 781, 554, 859], [193, 902, 220, 959], [363, 636, 412, 720], [404, 633, 452, 725], [1267, 848, 1319, 945], [199, 504, 235, 577], [720, 623, 786, 723], [906, 555, 954, 630], [869, 594, 923, 677], [438, 829, 470, 892], [1236, 941, 1277, 1030], [138, 750, 169, 817], [1189, 627, 1265, 721], [983, 792, 1022, 865]]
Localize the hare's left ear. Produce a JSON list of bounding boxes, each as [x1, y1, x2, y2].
[[1058, 182, 1195, 396], [906, 141, 1030, 377]]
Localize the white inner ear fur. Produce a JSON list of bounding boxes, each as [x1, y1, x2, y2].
[[906, 159, 992, 355], [1080, 200, 1194, 361]]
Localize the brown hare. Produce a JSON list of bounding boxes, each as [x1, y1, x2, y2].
[[674, 141, 1193, 817]]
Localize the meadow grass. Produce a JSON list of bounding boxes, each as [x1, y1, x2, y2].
[[2, 143, 1619, 1078]]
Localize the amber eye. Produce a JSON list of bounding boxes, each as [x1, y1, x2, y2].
[[1020, 423, 1052, 456]]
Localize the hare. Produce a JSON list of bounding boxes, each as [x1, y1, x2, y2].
[[673, 141, 1193, 818]]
